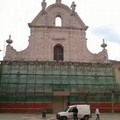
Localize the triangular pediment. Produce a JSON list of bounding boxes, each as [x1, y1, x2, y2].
[[29, 3, 88, 30]]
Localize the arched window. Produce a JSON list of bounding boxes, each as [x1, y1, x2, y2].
[[54, 44, 64, 61], [55, 16, 62, 27]]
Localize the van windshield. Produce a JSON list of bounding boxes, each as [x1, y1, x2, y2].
[[64, 107, 69, 112]]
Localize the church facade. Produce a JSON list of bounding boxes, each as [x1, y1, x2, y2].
[[0, 0, 120, 113]]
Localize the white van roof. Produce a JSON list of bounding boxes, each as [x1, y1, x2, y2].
[[69, 104, 90, 107]]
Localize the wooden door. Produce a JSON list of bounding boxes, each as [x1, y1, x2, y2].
[[53, 96, 64, 113]]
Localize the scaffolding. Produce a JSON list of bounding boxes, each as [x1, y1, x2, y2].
[[0, 61, 120, 112]]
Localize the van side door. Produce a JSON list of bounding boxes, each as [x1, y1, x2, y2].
[[67, 107, 74, 119]]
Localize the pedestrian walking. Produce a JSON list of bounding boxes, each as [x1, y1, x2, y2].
[[95, 108, 100, 120], [42, 109, 46, 119]]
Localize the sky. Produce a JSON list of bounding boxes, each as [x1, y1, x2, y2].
[[0, 0, 120, 61]]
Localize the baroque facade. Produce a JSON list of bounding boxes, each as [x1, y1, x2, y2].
[[4, 0, 108, 63], [0, 0, 120, 113]]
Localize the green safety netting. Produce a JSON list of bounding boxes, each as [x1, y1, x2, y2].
[[0, 61, 120, 103]]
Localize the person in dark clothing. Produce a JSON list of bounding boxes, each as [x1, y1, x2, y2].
[[72, 106, 78, 120], [42, 110, 46, 119]]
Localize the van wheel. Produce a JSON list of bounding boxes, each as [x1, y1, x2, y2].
[[62, 116, 67, 120], [84, 116, 89, 120]]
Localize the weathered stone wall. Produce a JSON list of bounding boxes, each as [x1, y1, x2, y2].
[[4, 2, 109, 63]]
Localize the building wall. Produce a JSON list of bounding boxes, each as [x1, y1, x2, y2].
[[113, 62, 120, 84], [0, 61, 120, 113], [28, 28, 87, 62], [1, 1, 120, 113], [4, 2, 109, 63]]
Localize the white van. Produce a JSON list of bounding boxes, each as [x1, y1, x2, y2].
[[56, 104, 92, 120]]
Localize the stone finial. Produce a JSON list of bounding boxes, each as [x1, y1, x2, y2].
[[6, 35, 13, 45], [71, 2, 76, 12], [56, 0, 61, 3], [41, 0, 47, 11], [101, 39, 107, 49]]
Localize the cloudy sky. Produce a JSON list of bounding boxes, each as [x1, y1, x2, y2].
[[0, 0, 120, 61]]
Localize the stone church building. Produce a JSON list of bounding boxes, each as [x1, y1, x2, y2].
[[0, 0, 120, 113]]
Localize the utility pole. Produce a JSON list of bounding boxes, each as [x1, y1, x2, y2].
[[111, 90, 114, 113]]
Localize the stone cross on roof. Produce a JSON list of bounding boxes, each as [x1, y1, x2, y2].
[[56, 0, 61, 3]]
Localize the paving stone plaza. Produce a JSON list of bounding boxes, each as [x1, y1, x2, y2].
[[0, 113, 120, 120]]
